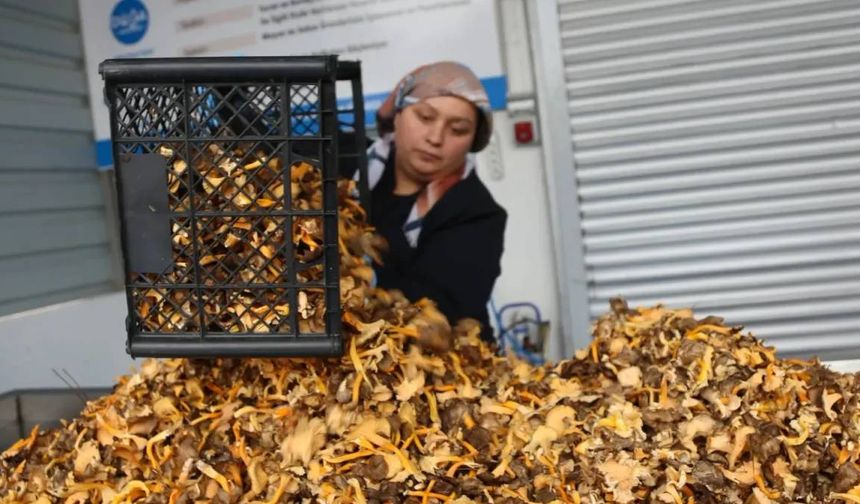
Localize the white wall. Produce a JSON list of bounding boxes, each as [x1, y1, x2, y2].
[[477, 112, 560, 356], [0, 292, 135, 393]]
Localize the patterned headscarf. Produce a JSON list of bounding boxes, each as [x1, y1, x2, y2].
[[365, 62, 494, 247], [376, 61, 493, 152]]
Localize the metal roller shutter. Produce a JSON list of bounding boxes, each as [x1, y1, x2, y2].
[[0, 0, 118, 316], [558, 0, 860, 359]]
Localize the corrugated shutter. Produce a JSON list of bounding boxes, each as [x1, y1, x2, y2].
[[558, 0, 860, 359], [0, 0, 118, 316]]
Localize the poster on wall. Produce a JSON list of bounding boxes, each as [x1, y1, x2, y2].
[[79, 0, 507, 167]]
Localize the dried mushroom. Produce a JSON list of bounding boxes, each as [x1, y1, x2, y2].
[[133, 145, 331, 335]]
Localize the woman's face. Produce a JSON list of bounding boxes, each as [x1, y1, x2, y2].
[[393, 95, 478, 183]]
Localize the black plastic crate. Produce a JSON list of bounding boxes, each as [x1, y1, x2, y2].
[[100, 56, 352, 358], [335, 61, 371, 218]]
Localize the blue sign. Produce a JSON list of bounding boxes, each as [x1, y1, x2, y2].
[[110, 0, 149, 45]]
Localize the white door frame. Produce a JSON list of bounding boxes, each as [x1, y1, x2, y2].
[[526, 0, 593, 359]]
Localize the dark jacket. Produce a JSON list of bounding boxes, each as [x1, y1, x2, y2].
[[370, 155, 507, 342]]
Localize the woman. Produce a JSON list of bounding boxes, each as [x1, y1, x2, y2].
[[366, 61, 507, 342]]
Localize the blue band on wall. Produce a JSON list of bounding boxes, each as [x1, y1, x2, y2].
[[96, 139, 113, 169], [481, 75, 508, 111], [338, 74, 508, 128], [94, 75, 509, 165]]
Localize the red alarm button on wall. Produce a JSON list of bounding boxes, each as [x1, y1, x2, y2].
[[514, 120, 534, 144]]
